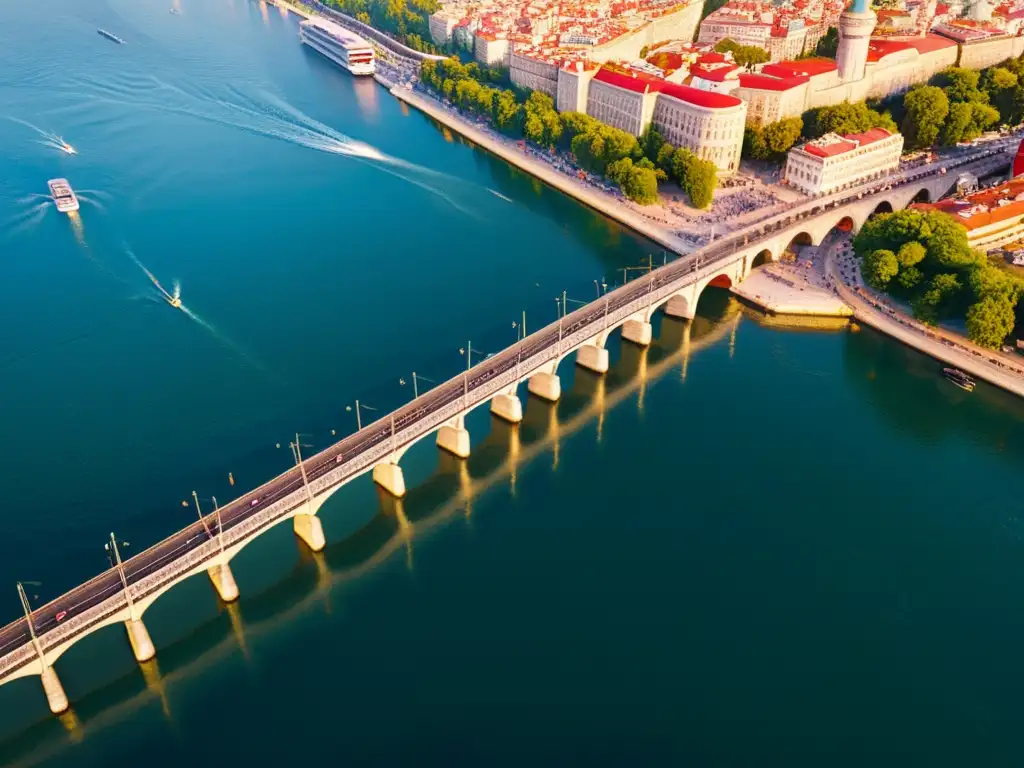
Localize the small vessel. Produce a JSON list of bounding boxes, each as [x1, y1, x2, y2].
[[48, 178, 80, 213], [169, 7, 180, 14], [168, 295, 182, 308], [97, 28, 126, 44], [59, 139, 76, 155], [943, 367, 975, 392]]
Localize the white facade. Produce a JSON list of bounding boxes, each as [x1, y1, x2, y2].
[[509, 50, 560, 97], [585, 78, 659, 136], [784, 130, 903, 196], [475, 33, 510, 66], [653, 91, 747, 173], [556, 62, 597, 113]]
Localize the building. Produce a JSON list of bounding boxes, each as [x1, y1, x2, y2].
[[783, 128, 903, 196], [652, 84, 747, 173], [509, 48, 560, 97], [557, 59, 599, 113], [697, 2, 820, 62], [582, 66, 746, 172], [912, 178, 1024, 250]]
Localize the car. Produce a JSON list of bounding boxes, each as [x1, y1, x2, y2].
[[55, 610, 67, 622], [249, 498, 259, 507]]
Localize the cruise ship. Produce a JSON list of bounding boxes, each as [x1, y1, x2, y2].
[[48, 178, 80, 213], [299, 19, 374, 76]]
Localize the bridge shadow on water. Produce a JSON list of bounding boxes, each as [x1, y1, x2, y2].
[[0, 291, 744, 767]]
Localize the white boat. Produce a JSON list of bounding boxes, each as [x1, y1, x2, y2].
[[299, 19, 375, 76], [48, 178, 80, 213]]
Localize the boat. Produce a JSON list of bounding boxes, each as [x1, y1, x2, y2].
[[59, 139, 76, 155], [943, 367, 975, 392], [169, 7, 180, 14], [47, 178, 80, 214], [97, 28, 125, 44], [298, 19, 375, 76]]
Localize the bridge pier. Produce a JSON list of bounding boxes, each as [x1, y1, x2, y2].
[[373, 462, 406, 498], [490, 392, 523, 423], [40, 666, 69, 715], [437, 421, 470, 459], [208, 563, 240, 602], [621, 319, 653, 347], [664, 294, 694, 321], [576, 344, 609, 374], [293, 514, 326, 553], [528, 372, 561, 402], [125, 618, 156, 663]]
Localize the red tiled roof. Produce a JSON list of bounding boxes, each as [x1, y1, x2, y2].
[[763, 58, 837, 77], [867, 38, 913, 62], [594, 67, 743, 108], [887, 33, 959, 53], [691, 62, 739, 81], [737, 72, 809, 91], [660, 81, 744, 108], [801, 128, 893, 158], [844, 128, 893, 145], [696, 51, 727, 64]]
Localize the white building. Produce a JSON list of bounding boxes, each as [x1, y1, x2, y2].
[[652, 83, 746, 173], [783, 128, 903, 196]]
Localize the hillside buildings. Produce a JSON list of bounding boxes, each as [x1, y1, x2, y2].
[[783, 128, 903, 195]]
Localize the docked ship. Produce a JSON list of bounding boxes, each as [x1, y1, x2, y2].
[[97, 28, 125, 44], [48, 179, 80, 214], [299, 19, 374, 76], [943, 367, 976, 392]]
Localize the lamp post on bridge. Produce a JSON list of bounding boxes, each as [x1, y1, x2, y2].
[[105, 533, 135, 616], [192, 492, 226, 557], [290, 433, 315, 511], [16, 581, 43, 657], [346, 400, 377, 431], [401, 372, 436, 399]]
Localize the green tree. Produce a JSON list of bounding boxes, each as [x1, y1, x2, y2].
[[896, 265, 924, 292], [810, 101, 897, 137], [762, 117, 803, 155], [640, 127, 666, 162], [743, 125, 768, 160], [671, 148, 716, 208], [902, 85, 949, 149], [966, 295, 1017, 348], [814, 27, 838, 58], [656, 141, 676, 172], [912, 273, 962, 324], [863, 248, 899, 289], [897, 241, 927, 269], [934, 67, 986, 104], [940, 101, 973, 145], [714, 38, 770, 68]]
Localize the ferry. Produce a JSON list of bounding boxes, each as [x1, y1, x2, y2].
[[48, 179, 80, 214], [943, 367, 976, 392], [298, 19, 374, 76], [97, 28, 125, 44]]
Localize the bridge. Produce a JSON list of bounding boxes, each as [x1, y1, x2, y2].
[[0, 140, 1013, 716]]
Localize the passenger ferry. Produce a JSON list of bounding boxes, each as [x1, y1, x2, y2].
[[48, 179, 80, 213], [299, 19, 374, 76]]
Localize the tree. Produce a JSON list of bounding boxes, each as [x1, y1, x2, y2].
[[640, 127, 666, 163], [656, 141, 676, 173], [863, 248, 899, 289], [897, 241, 927, 269], [912, 273, 962, 324], [940, 101, 973, 146], [966, 295, 1017, 348], [671, 148, 716, 208], [814, 27, 838, 58], [902, 85, 949, 149], [896, 265, 924, 292], [934, 67, 986, 105], [714, 38, 770, 68], [762, 117, 803, 155], [743, 126, 769, 160], [810, 101, 897, 138]]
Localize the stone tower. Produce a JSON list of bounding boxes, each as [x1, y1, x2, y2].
[[836, 0, 877, 83]]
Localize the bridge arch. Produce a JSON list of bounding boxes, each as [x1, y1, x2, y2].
[[782, 231, 815, 259], [869, 200, 894, 218], [750, 248, 773, 270], [835, 215, 855, 233], [911, 188, 931, 204]]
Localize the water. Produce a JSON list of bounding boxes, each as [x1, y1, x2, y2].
[[1, 1, 1023, 764]]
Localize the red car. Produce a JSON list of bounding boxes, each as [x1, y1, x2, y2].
[[55, 610, 67, 622]]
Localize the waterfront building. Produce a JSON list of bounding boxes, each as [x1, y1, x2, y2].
[[912, 178, 1024, 250], [428, 11, 457, 45], [475, 30, 510, 66], [783, 128, 903, 196], [586, 67, 662, 137], [510, 46, 561, 97], [557, 59, 599, 113]]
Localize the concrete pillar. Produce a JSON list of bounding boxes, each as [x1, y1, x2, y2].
[[40, 666, 69, 715], [437, 423, 470, 458], [528, 372, 561, 402], [622, 319, 653, 347], [293, 513, 326, 552], [208, 563, 240, 602], [124, 618, 155, 663], [664, 294, 694, 321], [490, 392, 523, 423], [576, 344, 609, 374], [373, 462, 406, 498]]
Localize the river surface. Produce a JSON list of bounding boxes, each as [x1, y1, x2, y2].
[[1, 0, 1023, 764]]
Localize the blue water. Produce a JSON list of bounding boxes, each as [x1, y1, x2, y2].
[[1, 1, 1024, 764]]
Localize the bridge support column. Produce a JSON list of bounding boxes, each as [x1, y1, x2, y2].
[[208, 563, 240, 602], [622, 319, 653, 347], [528, 372, 561, 402], [437, 421, 470, 459], [373, 462, 406, 498], [125, 618, 156, 663], [664, 294, 694, 321], [293, 514, 326, 552], [490, 392, 522, 423], [40, 666, 69, 715], [576, 344, 609, 374]]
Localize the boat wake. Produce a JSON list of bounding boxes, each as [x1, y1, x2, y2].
[[123, 247, 276, 378], [7, 117, 76, 155], [3, 201, 51, 238]]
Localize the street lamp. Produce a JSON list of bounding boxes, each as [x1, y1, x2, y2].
[[104, 533, 135, 615], [16, 581, 44, 657], [345, 400, 377, 431], [401, 372, 436, 399], [193, 492, 226, 556], [290, 433, 315, 510]]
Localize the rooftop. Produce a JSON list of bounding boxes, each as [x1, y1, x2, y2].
[[763, 58, 837, 78], [593, 66, 744, 107], [799, 128, 894, 158], [913, 178, 1024, 231]]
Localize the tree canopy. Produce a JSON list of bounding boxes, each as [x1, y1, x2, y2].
[[744, 117, 803, 160], [713, 38, 770, 68], [807, 101, 897, 138]]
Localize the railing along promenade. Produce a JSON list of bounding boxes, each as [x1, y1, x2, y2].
[[0, 140, 1013, 714]]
